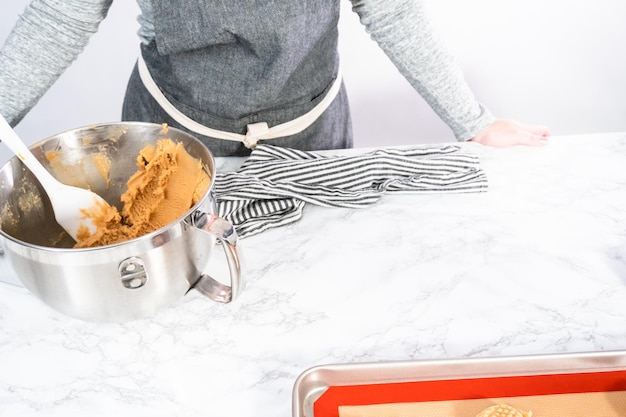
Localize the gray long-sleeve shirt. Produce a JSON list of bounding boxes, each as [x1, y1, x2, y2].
[[0, 0, 495, 141]]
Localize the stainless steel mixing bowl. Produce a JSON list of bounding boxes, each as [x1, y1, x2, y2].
[[0, 122, 244, 322]]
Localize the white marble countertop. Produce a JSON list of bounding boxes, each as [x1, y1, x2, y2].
[[1, 132, 625, 416]]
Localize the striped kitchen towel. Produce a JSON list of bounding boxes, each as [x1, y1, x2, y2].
[[214, 144, 487, 238]]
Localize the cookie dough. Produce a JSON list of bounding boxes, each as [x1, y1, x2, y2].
[[75, 139, 210, 248]]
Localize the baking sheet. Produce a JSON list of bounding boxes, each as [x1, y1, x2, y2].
[[337, 391, 626, 417], [292, 350, 626, 417]]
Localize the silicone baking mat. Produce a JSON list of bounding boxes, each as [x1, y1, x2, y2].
[[293, 351, 626, 417]]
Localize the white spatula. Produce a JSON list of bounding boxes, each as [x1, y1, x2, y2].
[[0, 115, 109, 242]]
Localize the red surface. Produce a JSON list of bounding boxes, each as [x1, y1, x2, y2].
[[313, 370, 626, 417]]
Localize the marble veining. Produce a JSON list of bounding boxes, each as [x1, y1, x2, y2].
[[1, 133, 626, 416]]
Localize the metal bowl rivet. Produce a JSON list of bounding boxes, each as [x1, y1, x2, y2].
[[119, 257, 147, 289]]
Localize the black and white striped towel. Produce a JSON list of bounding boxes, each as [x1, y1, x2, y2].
[[214, 144, 487, 238]]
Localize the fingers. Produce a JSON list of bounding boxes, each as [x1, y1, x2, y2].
[[514, 121, 550, 147], [524, 133, 549, 147], [528, 124, 551, 138]]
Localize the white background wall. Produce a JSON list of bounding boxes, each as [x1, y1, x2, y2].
[[1, 0, 625, 164]]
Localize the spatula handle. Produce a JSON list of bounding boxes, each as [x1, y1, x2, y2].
[[0, 115, 59, 191]]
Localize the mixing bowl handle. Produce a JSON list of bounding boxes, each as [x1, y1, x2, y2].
[[187, 211, 244, 303]]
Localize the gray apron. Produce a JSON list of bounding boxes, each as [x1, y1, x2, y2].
[[122, 0, 353, 157]]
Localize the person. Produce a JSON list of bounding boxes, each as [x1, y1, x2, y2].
[[0, 0, 550, 157]]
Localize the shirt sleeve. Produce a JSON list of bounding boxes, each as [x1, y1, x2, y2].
[[0, 0, 113, 126], [349, 0, 496, 141]]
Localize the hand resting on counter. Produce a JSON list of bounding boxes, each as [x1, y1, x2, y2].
[[469, 119, 551, 147]]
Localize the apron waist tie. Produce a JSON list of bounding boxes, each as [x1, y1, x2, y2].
[[137, 54, 342, 148]]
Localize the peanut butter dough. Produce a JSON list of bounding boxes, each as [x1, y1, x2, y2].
[[74, 138, 210, 248]]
